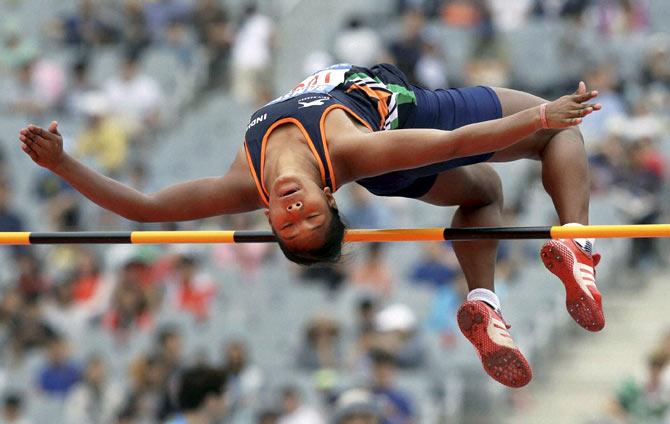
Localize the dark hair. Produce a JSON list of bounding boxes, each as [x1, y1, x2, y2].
[[275, 206, 346, 266], [3, 392, 22, 409], [369, 349, 396, 366], [177, 366, 227, 411], [157, 326, 180, 346]]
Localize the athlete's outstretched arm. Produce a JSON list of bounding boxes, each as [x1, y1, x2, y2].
[[342, 82, 601, 179], [19, 122, 261, 222]]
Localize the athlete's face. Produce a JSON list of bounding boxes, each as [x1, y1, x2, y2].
[[266, 174, 336, 250]]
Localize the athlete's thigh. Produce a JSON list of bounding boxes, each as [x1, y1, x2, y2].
[[488, 87, 560, 162], [418, 163, 502, 208]]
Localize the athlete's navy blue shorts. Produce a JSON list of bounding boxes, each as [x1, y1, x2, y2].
[[357, 85, 503, 198]]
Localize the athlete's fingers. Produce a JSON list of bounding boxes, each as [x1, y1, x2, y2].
[[21, 130, 48, 150], [574, 81, 587, 95], [20, 142, 38, 161], [573, 90, 599, 103], [568, 108, 592, 118], [47, 121, 60, 135], [27, 125, 59, 142]]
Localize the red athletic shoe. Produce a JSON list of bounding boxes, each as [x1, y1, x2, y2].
[[540, 239, 604, 332], [457, 300, 532, 388]]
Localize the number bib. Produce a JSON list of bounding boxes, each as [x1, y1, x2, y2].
[[267, 63, 352, 105]]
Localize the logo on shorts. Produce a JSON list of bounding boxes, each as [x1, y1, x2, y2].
[[298, 96, 329, 108]]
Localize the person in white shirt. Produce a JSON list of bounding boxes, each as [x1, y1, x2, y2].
[[230, 3, 275, 104], [277, 386, 325, 424], [103, 51, 162, 138]]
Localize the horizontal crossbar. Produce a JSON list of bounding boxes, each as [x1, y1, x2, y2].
[[0, 224, 668, 244]]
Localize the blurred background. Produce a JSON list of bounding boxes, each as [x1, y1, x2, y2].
[[0, 0, 668, 423]]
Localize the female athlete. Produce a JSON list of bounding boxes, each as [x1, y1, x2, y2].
[[19, 63, 601, 387]]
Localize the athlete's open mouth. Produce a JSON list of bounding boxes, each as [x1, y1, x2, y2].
[[279, 187, 301, 197]]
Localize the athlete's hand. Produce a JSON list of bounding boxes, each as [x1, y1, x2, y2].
[[544, 81, 601, 129], [18, 121, 66, 171]]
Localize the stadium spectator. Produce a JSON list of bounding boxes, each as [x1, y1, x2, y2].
[[426, 273, 467, 348], [440, 0, 483, 27], [257, 409, 281, 424], [0, 177, 26, 257], [488, 0, 535, 32], [9, 298, 56, 358], [194, 0, 233, 89], [297, 315, 344, 371], [155, 327, 185, 421], [0, 288, 23, 339], [372, 304, 424, 369], [387, 8, 425, 84], [277, 386, 325, 424], [36, 336, 82, 398], [349, 244, 394, 297], [211, 213, 272, 272], [119, 0, 151, 54], [70, 248, 106, 308], [123, 354, 169, 423], [143, 0, 192, 42], [345, 186, 392, 230], [231, 3, 276, 104], [103, 50, 162, 138], [64, 59, 98, 118], [463, 17, 510, 87], [590, 0, 650, 37], [621, 139, 665, 268], [1, 392, 30, 424], [580, 61, 627, 142], [641, 34, 670, 88], [103, 261, 154, 338], [15, 252, 49, 301], [611, 350, 670, 422], [589, 134, 628, 193], [0, 22, 38, 71], [368, 350, 415, 424], [164, 19, 198, 68], [43, 275, 90, 340], [165, 365, 228, 424], [165, 254, 216, 321], [74, 92, 129, 175], [410, 242, 459, 289], [414, 32, 448, 90], [47, 0, 118, 48], [332, 389, 381, 424], [4, 54, 65, 117], [63, 355, 124, 424], [334, 17, 382, 68], [222, 340, 264, 417]]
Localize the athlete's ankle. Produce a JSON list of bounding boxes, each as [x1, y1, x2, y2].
[[562, 223, 595, 255], [467, 288, 501, 313]]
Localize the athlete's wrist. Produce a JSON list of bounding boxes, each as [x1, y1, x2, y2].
[[49, 152, 72, 175], [533, 105, 545, 131]]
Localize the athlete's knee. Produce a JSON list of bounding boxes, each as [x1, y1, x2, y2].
[[465, 165, 503, 209]]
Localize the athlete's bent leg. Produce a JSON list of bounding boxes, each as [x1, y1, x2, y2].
[[489, 87, 588, 225], [420, 164, 532, 387], [489, 87, 604, 332], [419, 164, 503, 293]]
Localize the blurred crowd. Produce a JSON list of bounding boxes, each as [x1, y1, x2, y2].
[[0, 0, 668, 423]]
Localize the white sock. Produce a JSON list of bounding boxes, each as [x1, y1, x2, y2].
[[563, 223, 594, 254], [467, 288, 501, 312]]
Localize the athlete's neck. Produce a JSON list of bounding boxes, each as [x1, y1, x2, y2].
[[264, 131, 322, 188]]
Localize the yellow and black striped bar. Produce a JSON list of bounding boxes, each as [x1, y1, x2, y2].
[[0, 224, 669, 244]]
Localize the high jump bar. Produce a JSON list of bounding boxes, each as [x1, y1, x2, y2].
[[0, 224, 668, 244]]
